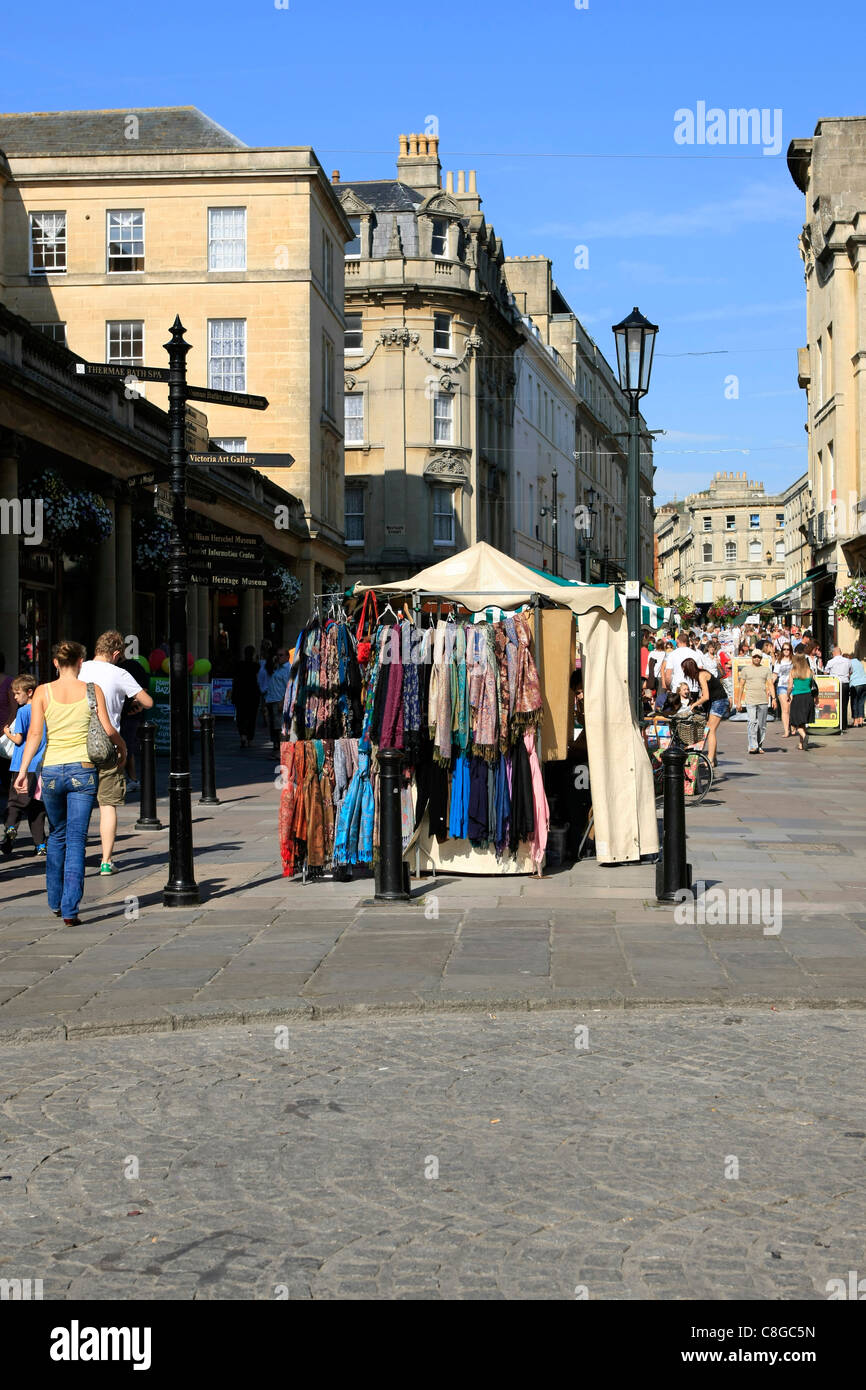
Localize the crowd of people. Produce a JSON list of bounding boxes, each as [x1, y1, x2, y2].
[[641, 618, 866, 759]]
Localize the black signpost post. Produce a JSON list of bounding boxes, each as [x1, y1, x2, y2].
[[72, 317, 269, 906]]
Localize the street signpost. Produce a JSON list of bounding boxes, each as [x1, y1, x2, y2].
[[71, 320, 270, 906], [186, 452, 294, 469]]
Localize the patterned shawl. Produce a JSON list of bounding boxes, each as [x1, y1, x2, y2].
[[506, 613, 544, 742]]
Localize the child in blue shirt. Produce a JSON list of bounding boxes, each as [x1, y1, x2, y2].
[[2, 674, 47, 857]]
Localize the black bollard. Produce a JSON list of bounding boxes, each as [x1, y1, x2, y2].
[[135, 723, 164, 830], [656, 719, 692, 902], [198, 713, 220, 806], [374, 747, 410, 902]]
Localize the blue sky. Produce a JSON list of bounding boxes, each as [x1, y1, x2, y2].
[[1, 0, 856, 503]]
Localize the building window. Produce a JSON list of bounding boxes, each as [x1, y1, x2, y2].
[[30, 212, 67, 273], [776, 512, 784, 528], [749, 578, 762, 601], [322, 335, 335, 416], [345, 312, 363, 354], [702, 542, 712, 562], [345, 217, 361, 259], [33, 322, 67, 344], [702, 515, 712, 531], [775, 539, 785, 562], [345, 484, 365, 545], [749, 513, 760, 529], [210, 438, 247, 453], [434, 313, 452, 353], [208, 207, 246, 270], [344, 391, 364, 444], [433, 391, 453, 443], [749, 539, 761, 562], [208, 319, 246, 391], [702, 580, 713, 602], [725, 578, 737, 598], [431, 217, 447, 258], [433, 486, 454, 546], [107, 210, 144, 272], [725, 540, 737, 562], [322, 233, 334, 300], [725, 514, 736, 530], [106, 320, 144, 367]]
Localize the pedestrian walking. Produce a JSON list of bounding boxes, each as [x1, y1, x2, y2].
[[688, 657, 730, 768], [117, 654, 150, 790], [789, 654, 819, 751], [849, 654, 866, 727], [0, 652, 15, 800], [232, 645, 260, 748], [265, 648, 291, 756], [15, 640, 124, 924], [824, 646, 852, 730], [772, 642, 795, 737], [735, 649, 777, 755], [257, 643, 273, 730], [2, 674, 47, 857], [79, 631, 152, 875]]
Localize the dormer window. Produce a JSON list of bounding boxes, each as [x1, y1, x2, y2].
[[346, 216, 361, 259], [431, 217, 448, 258]]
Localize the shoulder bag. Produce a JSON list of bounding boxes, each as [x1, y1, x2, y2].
[[85, 683, 117, 769]]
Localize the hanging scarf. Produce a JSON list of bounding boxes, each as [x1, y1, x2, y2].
[[467, 755, 490, 847], [431, 620, 452, 766], [448, 753, 470, 838], [379, 625, 404, 749], [494, 624, 511, 753], [506, 613, 544, 742], [303, 741, 326, 868], [472, 624, 499, 761], [360, 630, 383, 751], [508, 734, 535, 853], [493, 752, 512, 856], [402, 637, 422, 767], [525, 730, 549, 870]]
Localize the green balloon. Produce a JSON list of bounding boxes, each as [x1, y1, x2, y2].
[[136, 654, 150, 672], [192, 658, 212, 677]]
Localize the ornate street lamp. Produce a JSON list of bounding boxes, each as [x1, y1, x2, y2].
[[612, 307, 658, 718]]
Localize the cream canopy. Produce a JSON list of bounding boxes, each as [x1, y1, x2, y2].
[[353, 541, 658, 866], [352, 540, 618, 616]]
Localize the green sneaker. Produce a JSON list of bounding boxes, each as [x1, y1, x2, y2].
[[99, 861, 117, 875]]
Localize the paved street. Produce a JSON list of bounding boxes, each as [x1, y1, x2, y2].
[[0, 717, 865, 1042], [0, 1008, 863, 1299]]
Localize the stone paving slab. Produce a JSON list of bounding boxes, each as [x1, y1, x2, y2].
[[0, 722, 865, 1040]]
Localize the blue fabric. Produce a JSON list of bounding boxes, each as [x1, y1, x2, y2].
[[11, 703, 46, 772], [709, 697, 730, 718], [850, 658, 866, 689], [265, 660, 291, 706], [39, 762, 97, 919], [494, 753, 511, 854], [449, 754, 470, 838]]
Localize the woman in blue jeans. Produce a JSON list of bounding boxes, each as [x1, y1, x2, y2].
[[15, 640, 124, 924]]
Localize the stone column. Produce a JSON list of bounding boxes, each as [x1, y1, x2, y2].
[[91, 496, 118, 639], [0, 435, 21, 669], [239, 587, 258, 655], [115, 497, 134, 642]]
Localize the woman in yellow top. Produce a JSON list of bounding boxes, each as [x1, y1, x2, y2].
[[15, 640, 124, 925]]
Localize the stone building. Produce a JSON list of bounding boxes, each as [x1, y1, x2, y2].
[[789, 117, 866, 654], [0, 105, 351, 625], [335, 134, 524, 585], [654, 471, 788, 612], [0, 301, 310, 680]]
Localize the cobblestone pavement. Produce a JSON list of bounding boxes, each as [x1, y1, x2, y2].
[[1, 1008, 863, 1300], [1, 718, 865, 1041]]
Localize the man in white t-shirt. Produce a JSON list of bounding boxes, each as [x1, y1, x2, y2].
[[825, 646, 852, 729], [80, 630, 154, 875]]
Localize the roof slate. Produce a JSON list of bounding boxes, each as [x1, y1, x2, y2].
[[0, 106, 246, 155], [339, 180, 423, 211]]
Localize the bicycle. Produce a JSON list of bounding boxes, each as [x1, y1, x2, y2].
[[642, 715, 714, 808]]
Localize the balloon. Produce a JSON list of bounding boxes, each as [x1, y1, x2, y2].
[[192, 658, 212, 677], [136, 655, 150, 673], [161, 658, 170, 674], [149, 648, 165, 673], [187, 652, 194, 672]]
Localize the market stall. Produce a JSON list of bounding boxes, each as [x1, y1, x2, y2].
[[351, 542, 659, 871]]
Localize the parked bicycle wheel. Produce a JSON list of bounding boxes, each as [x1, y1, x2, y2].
[[684, 749, 713, 806]]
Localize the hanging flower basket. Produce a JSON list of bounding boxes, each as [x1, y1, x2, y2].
[[835, 578, 866, 627], [707, 599, 741, 623], [134, 512, 171, 572], [268, 566, 302, 610], [670, 595, 698, 624], [23, 469, 113, 562]]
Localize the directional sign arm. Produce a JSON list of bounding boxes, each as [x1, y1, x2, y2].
[[72, 362, 171, 383], [185, 385, 269, 410]]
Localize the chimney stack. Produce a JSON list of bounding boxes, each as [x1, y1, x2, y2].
[[331, 170, 340, 183], [396, 128, 442, 191]]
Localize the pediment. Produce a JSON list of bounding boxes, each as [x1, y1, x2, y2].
[[418, 191, 463, 218], [424, 450, 470, 483], [338, 188, 374, 216]]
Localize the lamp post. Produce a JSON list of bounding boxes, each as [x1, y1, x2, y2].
[[579, 484, 597, 583], [612, 307, 658, 719], [551, 466, 559, 576]]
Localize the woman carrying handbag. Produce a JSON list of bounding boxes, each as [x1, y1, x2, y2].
[[788, 653, 819, 752], [14, 640, 124, 925]]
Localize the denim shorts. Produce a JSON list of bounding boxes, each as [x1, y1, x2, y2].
[[709, 697, 730, 718]]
